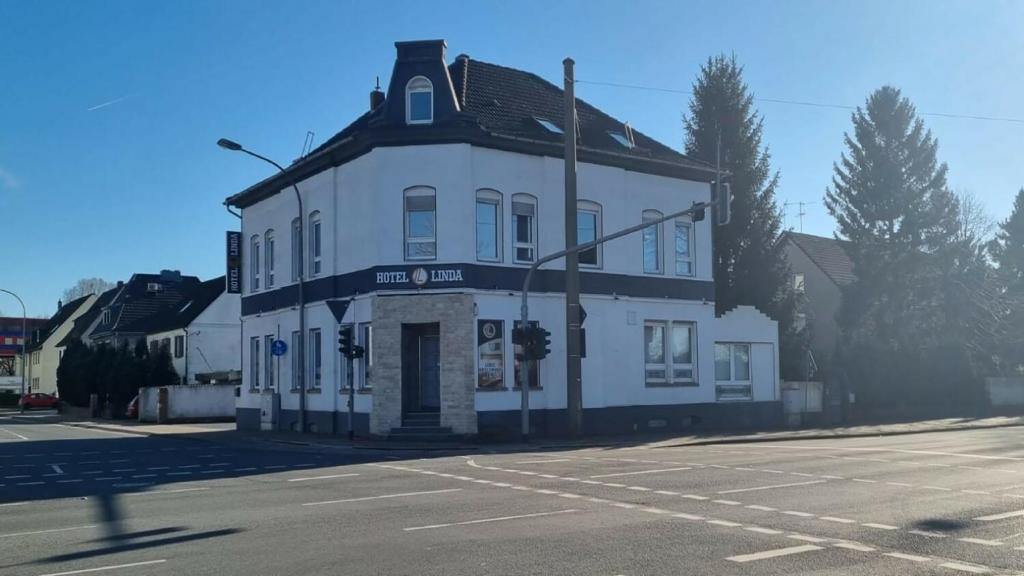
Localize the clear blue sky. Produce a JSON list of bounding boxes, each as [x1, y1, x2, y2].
[[2, 0, 1022, 317]]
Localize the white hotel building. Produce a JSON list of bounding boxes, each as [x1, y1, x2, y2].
[[226, 40, 780, 438]]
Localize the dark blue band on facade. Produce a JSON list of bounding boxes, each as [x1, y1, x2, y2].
[[241, 263, 715, 316]]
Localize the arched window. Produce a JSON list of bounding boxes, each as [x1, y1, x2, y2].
[[511, 193, 537, 264], [308, 211, 322, 277], [249, 234, 261, 292], [475, 189, 502, 262], [406, 76, 433, 125], [404, 186, 436, 260], [264, 229, 275, 288], [577, 200, 602, 268], [642, 210, 662, 274]]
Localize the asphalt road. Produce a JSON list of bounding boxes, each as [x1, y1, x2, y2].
[[3, 414, 1024, 575]]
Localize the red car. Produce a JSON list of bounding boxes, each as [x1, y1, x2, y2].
[[19, 393, 59, 410], [125, 395, 139, 419]]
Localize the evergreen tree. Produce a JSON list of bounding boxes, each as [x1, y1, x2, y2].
[[825, 86, 967, 410], [147, 345, 179, 388], [684, 54, 805, 377], [989, 189, 1024, 373]]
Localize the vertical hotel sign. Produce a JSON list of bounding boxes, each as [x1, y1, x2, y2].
[[226, 231, 242, 294]]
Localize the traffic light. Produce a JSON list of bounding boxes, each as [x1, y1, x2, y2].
[[351, 344, 365, 360], [692, 201, 706, 223], [529, 326, 552, 360], [338, 327, 352, 357]]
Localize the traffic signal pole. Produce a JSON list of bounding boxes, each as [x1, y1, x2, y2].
[[518, 199, 716, 442], [563, 58, 583, 439]]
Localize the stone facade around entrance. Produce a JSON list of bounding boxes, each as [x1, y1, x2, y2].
[[370, 293, 476, 435]]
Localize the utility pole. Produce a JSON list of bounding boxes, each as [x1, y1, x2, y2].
[[563, 58, 583, 439]]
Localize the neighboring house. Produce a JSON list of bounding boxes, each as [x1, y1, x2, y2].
[[143, 276, 241, 385], [0, 316, 47, 391], [225, 40, 781, 438], [780, 231, 856, 372], [54, 287, 119, 352], [87, 271, 200, 349], [23, 295, 96, 395]]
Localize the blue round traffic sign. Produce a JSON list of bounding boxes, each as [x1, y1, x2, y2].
[[271, 339, 288, 356]]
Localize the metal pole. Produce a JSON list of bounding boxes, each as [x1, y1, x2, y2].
[[563, 57, 582, 439], [235, 149, 306, 434], [0, 289, 27, 413]]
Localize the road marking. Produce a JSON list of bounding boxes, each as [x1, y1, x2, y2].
[[759, 443, 1024, 462], [125, 487, 209, 496], [909, 529, 947, 538], [681, 494, 708, 501], [975, 508, 1024, 522], [50, 464, 63, 475], [746, 505, 777, 512], [851, 478, 877, 484], [711, 500, 741, 505], [233, 467, 257, 472], [515, 458, 574, 464], [590, 467, 692, 479], [17, 481, 44, 486], [264, 465, 287, 470], [112, 469, 135, 473], [303, 488, 462, 506], [862, 523, 898, 530], [166, 472, 192, 476], [957, 537, 1003, 547], [940, 562, 990, 573], [672, 513, 704, 520], [0, 502, 28, 507], [0, 427, 28, 440], [708, 519, 743, 527], [146, 466, 170, 471], [782, 510, 814, 517], [788, 534, 828, 543], [404, 509, 579, 531], [207, 462, 231, 467], [833, 542, 875, 552], [884, 552, 930, 562], [820, 516, 856, 524], [744, 527, 782, 535], [94, 477, 121, 481], [717, 480, 826, 495], [37, 558, 167, 576], [0, 525, 96, 539], [727, 544, 822, 563], [132, 474, 157, 479], [4, 475, 30, 479], [57, 479, 83, 483]]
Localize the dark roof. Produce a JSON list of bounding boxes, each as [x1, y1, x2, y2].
[[55, 288, 118, 348], [90, 273, 201, 338], [24, 295, 92, 352], [227, 43, 714, 208], [138, 277, 227, 334], [783, 232, 857, 286]]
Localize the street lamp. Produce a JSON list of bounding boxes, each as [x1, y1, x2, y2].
[[0, 289, 27, 413], [218, 138, 307, 433]]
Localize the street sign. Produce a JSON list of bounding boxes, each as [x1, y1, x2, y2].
[[271, 339, 288, 356]]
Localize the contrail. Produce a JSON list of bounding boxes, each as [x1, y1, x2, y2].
[[87, 94, 130, 111]]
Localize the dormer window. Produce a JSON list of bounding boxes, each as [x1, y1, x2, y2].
[[533, 117, 563, 134], [608, 131, 635, 149], [146, 282, 163, 293], [406, 76, 433, 125]]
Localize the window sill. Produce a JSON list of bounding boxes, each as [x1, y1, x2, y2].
[[248, 388, 261, 394], [511, 387, 543, 391], [476, 387, 509, 393], [645, 382, 699, 388], [340, 387, 374, 395], [306, 387, 323, 395]]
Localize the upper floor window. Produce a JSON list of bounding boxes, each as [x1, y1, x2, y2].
[[404, 187, 436, 260], [308, 211, 322, 277], [642, 210, 663, 274], [250, 235, 261, 291], [512, 194, 537, 264], [102, 308, 111, 325], [406, 76, 433, 125], [577, 201, 602, 268], [674, 219, 694, 276], [291, 218, 302, 281], [476, 189, 502, 262], [264, 229, 275, 288], [794, 273, 805, 293]]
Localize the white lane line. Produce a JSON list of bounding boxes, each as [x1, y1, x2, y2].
[[590, 467, 691, 479], [708, 519, 743, 527], [746, 505, 777, 512], [303, 488, 462, 506], [0, 525, 96, 539], [717, 479, 826, 495], [131, 474, 157, 479], [681, 494, 708, 501], [515, 458, 574, 464], [0, 502, 28, 507], [757, 443, 1024, 462], [788, 534, 828, 543], [726, 544, 823, 563], [851, 478, 877, 484], [938, 562, 990, 574], [287, 473, 360, 482], [146, 467, 170, 471], [50, 464, 63, 475], [958, 537, 1003, 547], [782, 510, 814, 517], [833, 542, 875, 552], [57, 479, 83, 484], [744, 527, 782, 535], [404, 509, 579, 531], [125, 487, 209, 496], [17, 481, 44, 486], [712, 500, 742, 506], [264, 465, 287, 470], [672, 512, 704, 520], [166, 472, 192, 476], [884, 552, 930, 562], [820, 516, 856, 524], [975, 508, 1024, 521], [233, 467, 257, 472], [4, 475, 30, 479], [862, 523, 898, 531], [93, 477, 121, 481], [909, 530, 947, 538], [0, 427, 28, 440], [37, 558, 167, 576]]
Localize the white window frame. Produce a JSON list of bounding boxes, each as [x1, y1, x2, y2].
[[715, 342, 752, 401], [173, 335, 184, 359], [404, 186, 437, 261], [577, 200, 602, 268], [308, 211, 321, 277], [674, 219, 695, 277], [794, 273, 805, 294], [475, 189, 502, 262], [264, 334, 275, 390], [291, 218, 302, 282], [290, 330, 302, 391], [644, 320, 696, 386], [642, 209, 663, 274], [405, 76, 434, 125], [308, 327, 322, 390], [265, 229, 275, 288], [250, 235, 261, 292], [512, 193, 538, 264], [249, 336, 260, 390], [359, 322, 372, 390]]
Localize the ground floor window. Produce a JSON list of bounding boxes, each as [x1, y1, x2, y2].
[[715, 343, 751, 400], [173, 335, 184, 358], [513, 320, 540, 389], [308, 328, 322, 390], [291, 330, 302, 390], [264, 334, 275, 390], [249, 336, 260, 390], [477, 320, 504, 390], [644, 320, 695, 386], [359, 323, 373, 389]]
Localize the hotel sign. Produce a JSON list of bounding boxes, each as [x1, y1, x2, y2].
[[375, 266, 465, 288], [226, 231, 242, 294]]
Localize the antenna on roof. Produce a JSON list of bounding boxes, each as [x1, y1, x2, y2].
[[783, 201, 817, 232], [301, 131, 315, 157], [624, 122, 636, 148]]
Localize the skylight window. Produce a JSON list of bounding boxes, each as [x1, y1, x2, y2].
[[534, 117, 563, 134], [609, 131, 635, 149]]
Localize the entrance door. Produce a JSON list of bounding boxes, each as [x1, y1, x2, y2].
[[401, 323, 441, 414]]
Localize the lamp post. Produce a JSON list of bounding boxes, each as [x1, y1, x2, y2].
[[0, 289, 27, 413], [218, 138, 307, 433]]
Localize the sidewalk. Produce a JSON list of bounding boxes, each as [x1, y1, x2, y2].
[[61, 414, 1024, 453]]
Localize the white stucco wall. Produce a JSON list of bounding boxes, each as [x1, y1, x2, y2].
[[139, 383, 236, 422], [146, 291, 241, 384], [29, 294, 98, 395], [714, 306, 780, 402]]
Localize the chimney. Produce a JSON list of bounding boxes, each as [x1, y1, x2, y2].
[[395, 39, 447, 62], [370, 77, 385, 111], [57, 299, 63, 311], [116, 280, 124, 288]]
